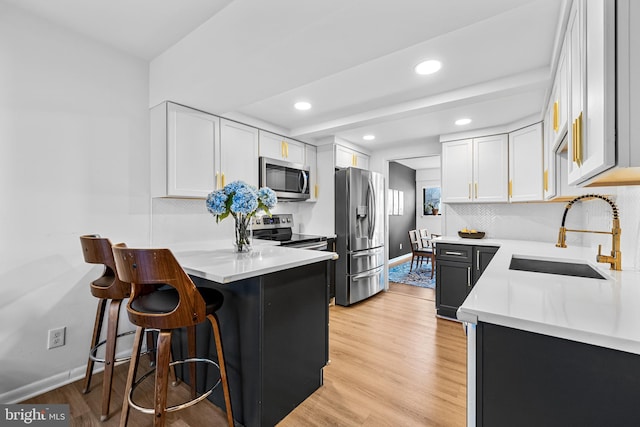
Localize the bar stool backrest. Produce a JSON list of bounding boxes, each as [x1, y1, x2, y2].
[[80, 234, 130, 300], [112, 243, 207, 330]]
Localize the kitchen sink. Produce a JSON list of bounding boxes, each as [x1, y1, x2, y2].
[[509, 256, 606, 279]]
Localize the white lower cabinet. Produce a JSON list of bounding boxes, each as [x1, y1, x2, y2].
[[151, 102, 219, 198], [509, 123, 543, 202]]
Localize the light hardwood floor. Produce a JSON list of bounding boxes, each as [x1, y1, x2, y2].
[[24, 285, 466, 427]]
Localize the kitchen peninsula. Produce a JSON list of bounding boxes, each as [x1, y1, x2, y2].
[[172, 243, 337, 427], [445, 237, 640, 426]]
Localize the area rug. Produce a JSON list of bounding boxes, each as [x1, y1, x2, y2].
[[388, 261, 435, 288]]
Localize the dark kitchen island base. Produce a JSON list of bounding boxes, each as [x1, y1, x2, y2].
[[475, 322, 640, 427], [172, 260, 330, 427]]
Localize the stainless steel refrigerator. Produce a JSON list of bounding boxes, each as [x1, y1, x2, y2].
[[334, 167, 385, 306]]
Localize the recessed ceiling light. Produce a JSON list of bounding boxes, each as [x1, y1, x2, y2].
[[294, 101, 312, 111], [455, 118, 472, 126], [363, 134, 375, 141], [414, 60, 442, 75]]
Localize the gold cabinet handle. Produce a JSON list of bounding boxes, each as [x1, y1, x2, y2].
[[553, 101, 559, 132], [285, 142, 289, 158], [281, 141, 285, 158], [352, 154, 357, 166], [508, 180, 513, 198], [577, 112, 583, 166], [314, 184, 319, 198], [544, 169, 549, 191], [475, 182, 478, 198], [571, 119, 578, 163], [221, 172, 226, 187], [216, 172, 220, 189]]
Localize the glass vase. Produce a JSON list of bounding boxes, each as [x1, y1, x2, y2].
[[234, 213, 252, 253]]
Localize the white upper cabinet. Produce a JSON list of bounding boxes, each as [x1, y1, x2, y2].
[[442, 139, 473, 203], [550, 39, 568, 149], [305, 144, 318, 201], [442, 136, 508, 204], [509, 123, 543, 202], [335, 145, 369, 170], [220, 119, 259, 188], [259, 130, 305, 164], [543, 105, 557, 200], [151, 102, 219, 198], [474, 135, 509, 203], [567, 0, 616, 185]]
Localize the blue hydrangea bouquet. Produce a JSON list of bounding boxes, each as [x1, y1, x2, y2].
[[206, 181, 277, 252]]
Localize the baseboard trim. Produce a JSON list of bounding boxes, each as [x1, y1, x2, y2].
[[0, 349, 132, 404]]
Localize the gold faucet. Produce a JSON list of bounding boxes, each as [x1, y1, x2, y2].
[[556, 194, 622, 271]]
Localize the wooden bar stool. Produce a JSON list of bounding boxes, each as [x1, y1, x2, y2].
[[79, 234, 155, 421], [112, 243, 234, 427]]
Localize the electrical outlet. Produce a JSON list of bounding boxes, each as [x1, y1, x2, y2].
[[48, 327, 66, 349], [400, 243, 403, 249]]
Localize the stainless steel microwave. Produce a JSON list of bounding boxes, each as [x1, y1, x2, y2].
[[259, 157, 310, 201]]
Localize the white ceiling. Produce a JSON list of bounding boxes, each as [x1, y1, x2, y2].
[[4, 0, 568, 150]]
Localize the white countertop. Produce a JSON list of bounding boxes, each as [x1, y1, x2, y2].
[[170, 240, 337, 284], [438, 236, 640, 355]]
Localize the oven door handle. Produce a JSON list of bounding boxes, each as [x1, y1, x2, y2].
[[286, 241, 328, 250]]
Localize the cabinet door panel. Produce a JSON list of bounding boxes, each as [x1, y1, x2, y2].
[[473, 246, 498, 284], [509, 123, 543, 202], [220, 119, 259, 187], [284, 139, 305, 164], [567, 0, 585, 184], [167, 103, 218, 197], [259, 130, 287, 160], [474, 135, 508, 202], [436, 259, 472, 319], [442, 139, 473, 203], [580, 0, 616, 180], [543, 101, 557, 200]]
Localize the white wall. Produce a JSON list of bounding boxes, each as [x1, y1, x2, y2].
[[0, 3, 150, 402]]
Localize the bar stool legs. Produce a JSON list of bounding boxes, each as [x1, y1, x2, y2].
[[82, 298, 123, 421], [82, 298, 107, 394], [209, 313, 234, 427], [119, 315, 234, 427]]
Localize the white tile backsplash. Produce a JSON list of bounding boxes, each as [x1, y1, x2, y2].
[[443, 187, 640, 271]]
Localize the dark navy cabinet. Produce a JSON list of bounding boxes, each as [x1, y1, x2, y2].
[[435, 243, 498, 319]]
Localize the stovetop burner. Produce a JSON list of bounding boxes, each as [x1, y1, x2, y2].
[[252, 214, 327, 247]]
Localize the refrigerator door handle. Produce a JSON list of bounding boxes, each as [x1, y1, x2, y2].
[[367, 178, 376, 240], [353, 266, 384, 281], [353, 248, 384, 257]]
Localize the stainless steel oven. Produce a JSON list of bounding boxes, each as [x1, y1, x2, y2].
[[259, 157, 310, 201], [252, 214, 327, 250]]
